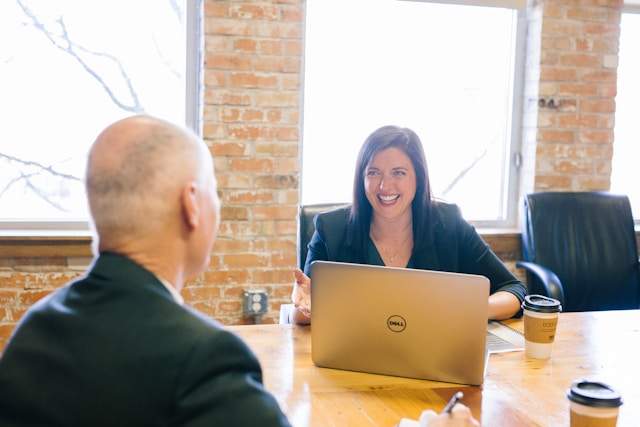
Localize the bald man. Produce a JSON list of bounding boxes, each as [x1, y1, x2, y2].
[[0, 116, 291, 426]]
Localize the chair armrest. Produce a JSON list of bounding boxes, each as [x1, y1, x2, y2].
[[516, 261, 566, 306]]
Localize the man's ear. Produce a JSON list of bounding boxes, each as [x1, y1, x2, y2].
[[181, 181, 199, 230]]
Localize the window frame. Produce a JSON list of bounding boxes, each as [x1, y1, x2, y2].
[[611, 3, 640, 223], [300, 0, 528, 229]]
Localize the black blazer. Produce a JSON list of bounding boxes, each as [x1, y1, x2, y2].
[[304, 203, 527, 304], [0, 253, 291, 427]]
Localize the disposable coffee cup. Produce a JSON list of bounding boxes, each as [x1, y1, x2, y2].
[[521, 294, 562, 359], [567, 380, 622, 427]]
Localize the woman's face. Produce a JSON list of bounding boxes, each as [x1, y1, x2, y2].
[[364, 147, 417, 222]]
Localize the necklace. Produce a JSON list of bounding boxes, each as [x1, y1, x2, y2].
[[370, 230, 413, 264]]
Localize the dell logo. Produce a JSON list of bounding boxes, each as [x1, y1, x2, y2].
[[387, 315, 407, 332]]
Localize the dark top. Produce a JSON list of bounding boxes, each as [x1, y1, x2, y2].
[[304, 203, 527, 308], [0, 253, 291, 427]]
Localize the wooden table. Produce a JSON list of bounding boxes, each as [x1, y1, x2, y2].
[[228, 310, 640, 426]]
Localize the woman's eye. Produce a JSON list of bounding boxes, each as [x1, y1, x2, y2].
[[393, 170, 406, 176], [366, 170, 380, 177]]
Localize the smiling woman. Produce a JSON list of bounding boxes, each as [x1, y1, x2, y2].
[[0, 0, 197, 227], [290, 125, 527, 325]]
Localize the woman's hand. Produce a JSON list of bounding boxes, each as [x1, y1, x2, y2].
[[291, 268, 312, 324]]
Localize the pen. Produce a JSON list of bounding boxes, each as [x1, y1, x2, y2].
[[442, 391, 463, 414]]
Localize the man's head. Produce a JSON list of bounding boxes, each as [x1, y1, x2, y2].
[[85, 115, 220, 283]]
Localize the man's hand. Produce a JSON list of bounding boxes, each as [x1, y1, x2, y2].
[[419, 404, 480, 427]]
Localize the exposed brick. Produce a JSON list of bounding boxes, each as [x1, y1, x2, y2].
[[221, 206, 250, 221], [223, 253, 270, 268], [253, 205, 298, 221], [538, 129, 576, 143], [218, 221, 262, 237], [202, 268, 251, 286], [17, 289, 52, 307], [560, 53, 601, 68], [255, 91, 299, 107], [211, 238, 252, 253], [582, 69, 617, 82], [229, 4, 278, 20], [281, 5, 304, 21], [254, 174, 298, 190], [266, 109, 283, 123], [584, 22, 620, 38], [577, 176, 611, 191], [230, 73, 279, 89], [558, 83, 598, 97], [204, 18, 251, 37], [557, 114, 598, 128], [578, 130, 614, 144], [233, 38, 258, 53], [205, 54, 253, 71], [255, 141, 298, 156], [254, 21, 302, 39], [227, 191, 275, 204], [581, 99, 616, 113], [540, 67, 578, 81], [258, 40, 282, 55], [183, 284, 222, 301], [229, 158, 275, 172], [534, 175, 573, 189], [255, 56, 301, 73], [0, 323, 16, 352], [566, 7, 608, 22], [203, 2, 228, 18], [210, 141, 248, 156]]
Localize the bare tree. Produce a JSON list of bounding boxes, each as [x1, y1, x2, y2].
[[1, 0, 181, 212]]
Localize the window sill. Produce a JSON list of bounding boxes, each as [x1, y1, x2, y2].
[[0, 232, 93, 258], [0, 228, 526, 259]]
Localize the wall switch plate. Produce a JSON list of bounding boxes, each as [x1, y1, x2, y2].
[[243, 289, 267, 315]]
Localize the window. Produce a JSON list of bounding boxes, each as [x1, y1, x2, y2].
[[301, 0, 526, 227], [0, 0, 199, 230], [611, 9, 640, 220]]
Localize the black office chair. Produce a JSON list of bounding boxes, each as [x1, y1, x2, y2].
[[280, 203, 347, 324], [516, 191, 640, 312], [297, 203, 348, 270]]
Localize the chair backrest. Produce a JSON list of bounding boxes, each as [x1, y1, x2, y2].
[[298, 203, 347, 270], [521, 191, 640, 311]]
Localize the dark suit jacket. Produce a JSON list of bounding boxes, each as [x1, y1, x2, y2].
[[304, 203, 527, 305], [0, 253, 291, 427]]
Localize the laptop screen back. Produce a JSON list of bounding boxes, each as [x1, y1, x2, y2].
[[310, 261, 490, 385]]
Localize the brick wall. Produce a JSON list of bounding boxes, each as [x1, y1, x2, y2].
[[524, 0, 622, 193], [0, 0, 626, 351], [196, 0, 303, 324]]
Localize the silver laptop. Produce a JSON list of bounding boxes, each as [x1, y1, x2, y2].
[[310, 260, 490, 385]]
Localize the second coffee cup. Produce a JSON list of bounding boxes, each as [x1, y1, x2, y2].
[[567, 380, 622, 427]]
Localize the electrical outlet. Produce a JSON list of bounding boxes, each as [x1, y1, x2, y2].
[[243, 290, 267, 315]]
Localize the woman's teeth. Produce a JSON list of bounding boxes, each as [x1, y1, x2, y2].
[[379, 195, 399, 203]]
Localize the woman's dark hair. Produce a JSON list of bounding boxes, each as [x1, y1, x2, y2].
[[348, 125, 435, 254]]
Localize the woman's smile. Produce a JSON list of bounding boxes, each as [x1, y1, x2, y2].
[[364, 147, 416, 220]]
